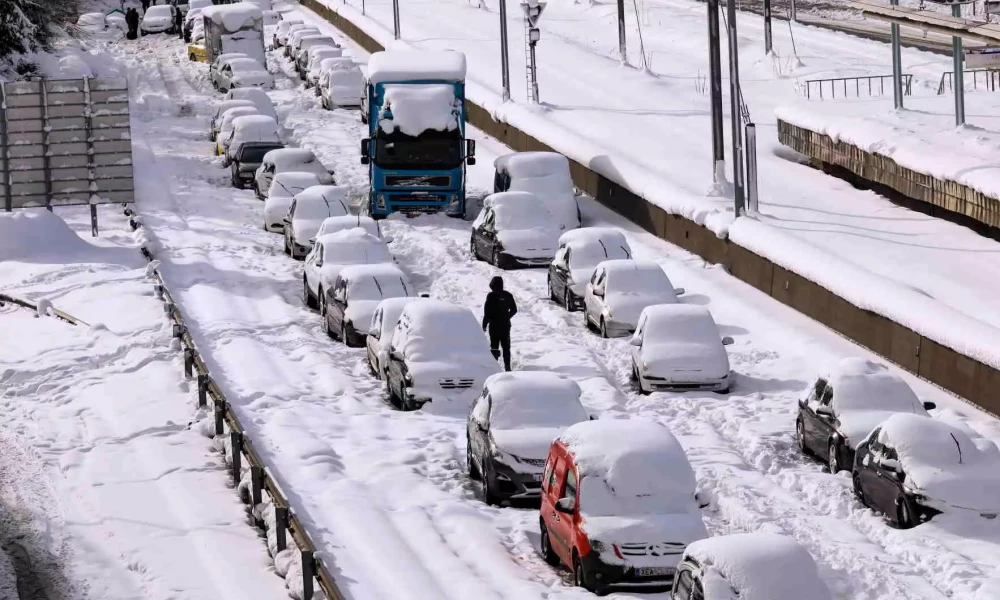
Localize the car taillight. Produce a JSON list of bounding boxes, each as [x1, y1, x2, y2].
[[613, 544, 624, 560]]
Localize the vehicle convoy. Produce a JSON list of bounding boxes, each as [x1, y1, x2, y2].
[[548, 227, 632, 312], [323, 263, 414, 346], [214, 57, 274, 92], [853, 413, 1000, 528], [384, 300, 501, 410], [671, 533, 833, 600], [540, 419, 708, 594], [470, 191, 564, 269], [360, 50, 476, 219], [467, 371, 590, 506], [318, 58, 364, 109], [629, 305, 733, 394], [255, 148, 333, 199], [584, 259, 685, 338], [303, 229, 393, 311], [295, 37, 338, 75], [282, 185, 351, 259], [304, 47, 343, 87], [493, 152, 581, 229], [201, 3, 266, 67], [230, 140, 283, 189], [796, 358, 936, 474], [263, 172, 322, 233]]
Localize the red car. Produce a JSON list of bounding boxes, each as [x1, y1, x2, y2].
[[539, 419, 708, 595]]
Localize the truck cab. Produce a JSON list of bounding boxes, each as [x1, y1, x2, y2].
[[360, 50, 476, 219]]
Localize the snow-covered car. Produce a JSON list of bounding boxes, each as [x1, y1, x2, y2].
[[672, 533, 833, 600], [294, 37, 337, 72], [366, 297, 423, 379], [215, 106, 259, 155], [140, 5, 176, 35], [263, 172, 323, 233], [540, 419, 708, 594], [384, 300, 502, 411], [223, 115, 280, 166], [262, 9, 281, 27], [470, 191, 563, 268], [271, 18, 303, 48], [183, 9, 201, 42], [629, 305, 733, 395], [210, 99, 255, 141], [230, 140, 283, 189], [285, 27, 321, 58], [318, 58, 364, 110], [279, 23, 314, 52], [224, 87, 277, 123], [254, 148, 334, 199], [210, 53, 250, 88], [215, 57, 274, 93], [548, 227, 631, 312], [323, 263, 414, 346], [853, 413, 1000, 527], [797, 358, 936, 474], [312, 216, 390, 246], [191, 20, 205, 43], [467, 371, 590, 506], [494, 152, 581, 230], [303, 46, 343, 86], [302, 229, 393, 310], [584, 259, 684, 338], [106, 11, 128, 32], [282, 185, 351, 259], [359, 77, 370, 123], [77, 12, 108, 31]]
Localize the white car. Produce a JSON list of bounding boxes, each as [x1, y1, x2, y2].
[[210, 53, 250, 88], [318, 58, 364, 110], [210, 99, 255, 141], [313, 215, 388, 244], [263, 172, 323, 233], [140, 5, 175, 35], [286, 27, 321, 58], [366, 297, 423, 379], [672, 533, 833, 600], [467, 371, 590, 505], [494, 152, 580, 230], [470, 191, 563, 268], [224, 88, 277, 123], [295, 37, 338, 75], [302, 229, 393, 310], [548, 227, 632, 312], [283, 185, 351, 259], [322, 263, 414, 346], [305, 47, 344, 88], [223, 114, 280, 166], [797, 358, 936, 474], [77, 12, 108, 31], [383, 300, 502, 410], [584, 259, 684, 338], [629, 304, 733, 394], [254, 148, 333, 199], [272, 18, 303, 48], [216, 57, 274, 93], [262, 9, 281, 28], [215, 106, 259, 155]]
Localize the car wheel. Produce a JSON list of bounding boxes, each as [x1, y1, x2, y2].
[[896, 497, 916, 529], [828, 440, 841, 474], [467, 444, 480, 480], [491, 246, 501, 267], [599, 317, 609, 339], [583, 308, 592, 331], [470, 236, 479, 261], [283, 234, 291, 256], [633, 364, 651, 395], [340, 321, 350, 346], [539, 522, 559, 566], [853, 473, 868, 506], [303, 278, 317, 309], [547, 276, 556, 302], [796, 419, 807, 454], [573, 553, 594, 592], [564, 288, 575, 312], [483, 470, 501, 506]]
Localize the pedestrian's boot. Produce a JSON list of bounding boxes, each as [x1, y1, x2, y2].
[[491, 349, 501, 361]]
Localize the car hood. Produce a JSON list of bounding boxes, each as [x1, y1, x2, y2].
[[143, 16, 172, 24], [491, 427, 564, 462], [640, 342, 730, 380], [837, 410, 908, 449], [233, 72, 272, 85], [496, 228, 561, 259], [291, 218, 324, 244], [344, 300, 380, 334], [581, 512, 708, 567], [907, 466, 1000, 514], [408, 356, 501, 383], [606, 293, 672, 327]]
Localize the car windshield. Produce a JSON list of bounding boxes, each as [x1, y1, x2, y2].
[[272, 180, 311, 199], [348, 275, 409, 301], [146, 6, 172, 17], [490, 393, 586, 430], [571, 240, 630, 269], [644, 314, 717, 345], [833, 374, 921, 413], [609, 267, 672, 294], [297, 196, 341, 220], [323, 242, 391, 265], [230, 59, 264, 73], [494, 203, 547, 230], [579, 475, 689, 517], [373, 128, 462, 170], [239, 145, 282, 162]]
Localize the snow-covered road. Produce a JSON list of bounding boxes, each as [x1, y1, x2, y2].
[[110, 9, 1000, 600]]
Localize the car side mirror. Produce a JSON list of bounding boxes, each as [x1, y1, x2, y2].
[[589, 414, 597, 421], [390, 349, 403, 361], [674, 287, 686, 295], [816, 405, 834, 418], [466, 139, 476, 165], [555, 497, 574, 514], [721, 336, 734, 346], [419, 292, 430, 298], [592, 288, 604, 298], [798, 398, 807, 408], [922, 401, 937, 411], [628, 336, 642, 347], [360, 138, 370, 165]]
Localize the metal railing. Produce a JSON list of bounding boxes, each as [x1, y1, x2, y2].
[[937, 68, 1000, 94], [804, 74, 913, 99], [123, 207, 347, 600], [0, 293, 89, 326]]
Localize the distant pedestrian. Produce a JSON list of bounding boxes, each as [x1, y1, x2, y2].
[[482, 276, 517, 372], [125, 7, 140, 39], [173, 5, 183, 38], [141, 0, 150, 12]]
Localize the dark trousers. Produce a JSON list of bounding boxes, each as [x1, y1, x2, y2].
[[489, 327, 511, 371]]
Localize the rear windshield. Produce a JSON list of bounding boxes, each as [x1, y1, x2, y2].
[[240, 145, 282, 162], [348, 275, 410, 301], [608, 267, 671, 294]]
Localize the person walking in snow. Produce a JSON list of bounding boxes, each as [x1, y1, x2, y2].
[[482, 276, 517, 372], [141, 0, 151, 12], [125, 7, 140, 39], [173, 4, 183, 38]]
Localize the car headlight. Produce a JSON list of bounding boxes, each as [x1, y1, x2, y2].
[[641, 359, 649, 373]]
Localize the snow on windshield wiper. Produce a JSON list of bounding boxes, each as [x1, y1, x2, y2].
[[372, 275, 385, 298], [598, 239, 609, 258], [276, 181, 301, 197]]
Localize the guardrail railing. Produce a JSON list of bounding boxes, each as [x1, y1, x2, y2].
[[937, 68, 1000, 94], [0, 292, 90, 326], [803, 73, 913, 99]]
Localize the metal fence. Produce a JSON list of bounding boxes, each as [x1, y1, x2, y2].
[[0, 77, 134, 234], [937, 68, 1000, 94], [803, 74, 913, 99]]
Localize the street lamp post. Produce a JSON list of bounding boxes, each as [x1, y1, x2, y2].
[[500, 0, 511, 101]]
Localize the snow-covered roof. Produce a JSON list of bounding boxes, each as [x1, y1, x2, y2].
[[396, 300, 489, 359], [316, 215, 382, 240], [214, 99, 255, 119], [825, 358, 923, 414], [269, 171, 323, 196], [318, 227, 383, 245], [640, 304, 719, 343], [339, 262, 406, 282], [496, 151, 570, 178], [320, 57, 357, 73], [684, 533, 832, 600], [558, 227, 627, 248], [144, 5, 173, 17], [219, 106, 259, 128], [292, 185, 349, 214], [367, 50, 467, 85], [228, 57, 268, 72], [309, 46, 342, 60], [486, 371, 587, 430], [201, 4, 263, 32], [379, 84, 458, 137], [559, 419, 695, 499], [263, 148, 315, 167]]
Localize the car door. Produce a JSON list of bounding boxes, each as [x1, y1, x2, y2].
[[385, 319, 408, 398], [468, 389, 491, 473], [585, 267, 606, 326], [811, 384, 837, 451], [543, 457, 571, 563], [631, 313, 647, 367], [220, 65, 232, 90], [328, 276, 348, 327], [870, 441, 904, 512], [799, 378, 827, 455], [366, 307, 383, 374], [549, 246, 568, 297], [549, 463, 579, 566], [304, 244, 322, 296], [477, 209, 497, 257], [855, 430, 885, 506]]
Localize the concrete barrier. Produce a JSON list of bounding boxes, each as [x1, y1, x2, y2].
[[301, 0, 1000, 417]]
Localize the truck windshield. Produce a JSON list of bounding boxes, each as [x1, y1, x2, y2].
[[373, 128, 462, 171]]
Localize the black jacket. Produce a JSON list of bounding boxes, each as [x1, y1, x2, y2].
[[482, 276, 517, 331]]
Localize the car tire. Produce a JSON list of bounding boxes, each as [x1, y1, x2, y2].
[[341, 321, 351, 346], [491, 246, 501, 268], [539, 522, 559, 566], [796, 419, 808, 454], [853, 473, 867, 506], [583, 308, 592, 331], [896, 497, 916, 529], [467, 444, 480, 481], [470, 236, 479, 261], [828, 440, 841, 474], [547, 276, 557, 302], [564, 289, 575, 313], [483, 471, 501, 506], [303, 278, 317, 309], [599, 317, 609, 339]]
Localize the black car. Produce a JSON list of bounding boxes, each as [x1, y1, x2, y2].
[[322, 264, 413, 347], [230, 141, 284, 189], [852, 425, 932, 529], [470, 195, 561, 269]]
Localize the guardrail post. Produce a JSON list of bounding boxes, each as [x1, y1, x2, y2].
[[163, 301, 175, 316], [184, 348, 194, 378], [250, 465, 264, 507], [230, 432, 242, 486], [154, 283, 164, 299], [275, 507, 288, 552], [301, 550, 315, 599], [214, 400, 225, 435], [198, 373, 209, 407], [172, 323, 186, 339]]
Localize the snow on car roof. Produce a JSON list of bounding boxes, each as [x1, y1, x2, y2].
[[309, 46, 342, 59], [559, 419, 695, 498], [496, 152, 570, 178], [367, 50, 467, 84], [214, 99, 254, 117], [292, 185, 349, 219], [825, 358, 923, 414], [320, 57, 357, 72], [600, 259, 675, 294], [379, 84, 458, 136], [338, 262, 406, 282], [318, 226, 382, 245], [263, 147, 317, 167], [144, 5, 173, 16], [219, 106, 258, 126], [486, 371, 587, 430], [558, 227, 628, 248], [202, 4, 262, 31], [877, 413, 997, 468], [227, 87, 271, 102], [293, 184, 348, 204], [640, 305, 719, 343], [685, 533, 832, 600], [397, 299, 488, 357], [231, 114, 277, 131], [270, 171, 322, 192]]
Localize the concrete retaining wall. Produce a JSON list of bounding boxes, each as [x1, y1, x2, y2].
[[302, 0, 1000, 417]]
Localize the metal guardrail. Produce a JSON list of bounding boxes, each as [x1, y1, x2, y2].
[[804, 74, 913, 99], [937, 68, 1000, 93], [0, 292, 90, 326], [122, 207, 346, 600]]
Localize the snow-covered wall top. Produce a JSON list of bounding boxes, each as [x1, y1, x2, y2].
[[379, 84, 458, 136], [202, 4, 263, 32], [367, 50, 466, 85]]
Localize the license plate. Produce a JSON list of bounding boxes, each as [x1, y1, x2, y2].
[[531, 473, 544, 482], [635, 566, 674, 577]]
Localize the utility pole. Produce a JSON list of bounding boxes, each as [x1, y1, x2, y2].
[[890, 0, 903, 108], [500, 0, 511, 101], [392, 0, 401, 39], [726, 0, 745, 215], [763, 0, 773, 54], [707, 0, 724, 179], [952, 2, 966, 125], [617, 0, 628, 64]]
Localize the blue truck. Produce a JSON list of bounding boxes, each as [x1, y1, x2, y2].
[[360, 50, 476, 219]]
